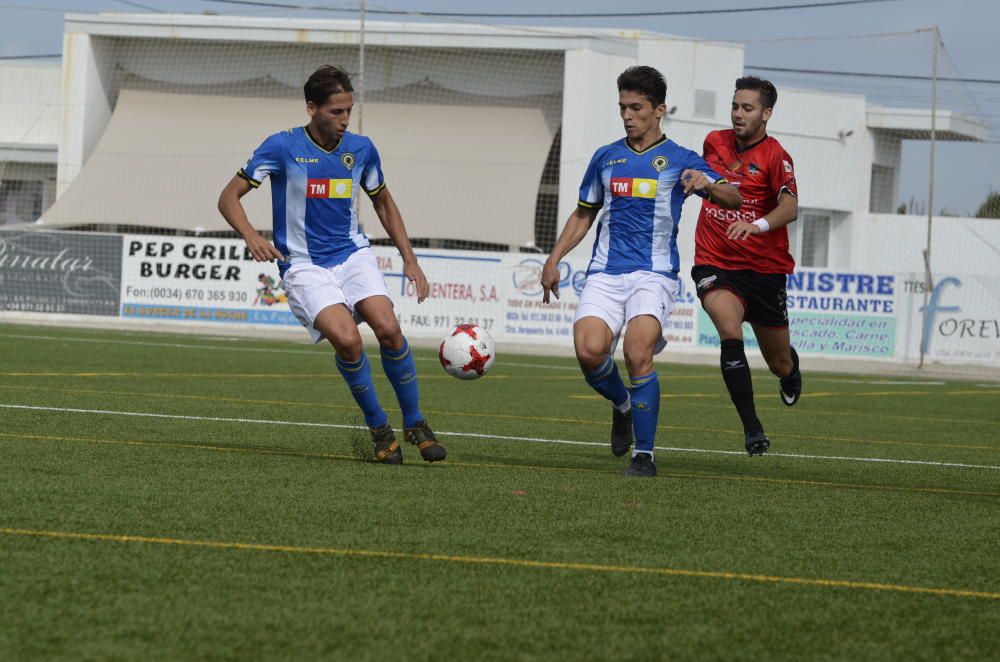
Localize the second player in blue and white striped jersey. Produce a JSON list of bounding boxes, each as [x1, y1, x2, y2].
[[577, 136, 725, 279], [540, 66, 741, 478]]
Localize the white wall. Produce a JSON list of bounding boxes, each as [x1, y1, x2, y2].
[[0, 62, 61, 147], [638, 38, 744, 126], [769, 88, 870, 216], [859, 213, 1000, 274], [58, 32, 116, 196]]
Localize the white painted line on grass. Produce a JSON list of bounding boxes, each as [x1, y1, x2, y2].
[[2, 334, 579, 371], [842, 380, 946, 386], [4, 333, 320, 355], [4, 403, 999, 472]]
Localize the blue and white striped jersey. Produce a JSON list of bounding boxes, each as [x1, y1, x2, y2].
[[239, 127, 385, 275], [578, 136, 724, 279]]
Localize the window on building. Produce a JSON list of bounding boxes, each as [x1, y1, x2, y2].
[[533, 127, 561, 253], [0, 178, 44, 226], [787, 209, 832, 268], [694, 89, 716, 118], [869, 164, 896, 213]]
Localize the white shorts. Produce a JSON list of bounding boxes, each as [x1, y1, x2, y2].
[[283, 248, 390, 343], [574, 271, 680, 355]]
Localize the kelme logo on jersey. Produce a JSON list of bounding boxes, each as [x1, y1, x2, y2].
[[306, 178, 353, 198], [610, 177, 658, 199], [748, 163, 762, 175], [651, 155, 668, 172], [341, 152, 356, 169]]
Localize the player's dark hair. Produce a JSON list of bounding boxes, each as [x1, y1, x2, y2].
[[617, 66, 667, 107], [735, 76, 778, 109], [304, 65, 354, 105]]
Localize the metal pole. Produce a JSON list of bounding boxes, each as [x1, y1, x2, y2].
[[918, 27, 939, 369], [355, 0, 365, 228], [358, 0, 365, 137]]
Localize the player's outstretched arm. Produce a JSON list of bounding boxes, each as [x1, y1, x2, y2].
[[541, 205, 598, 303], [681, 169, 742, 210], [218, 175, 285, 262], [370, 186, 429, 303], [727, 192, 798, 241]]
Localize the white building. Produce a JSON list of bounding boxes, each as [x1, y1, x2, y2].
[[20, 12, 990, 278], [0, 60, 60, 227]]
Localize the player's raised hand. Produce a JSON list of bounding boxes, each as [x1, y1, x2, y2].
[[681, 169, 711, 195], [726, 220, 760, 241], [540, 259, 560, 303], [244, 230, 285, 262], [404, 260, 430, 303]]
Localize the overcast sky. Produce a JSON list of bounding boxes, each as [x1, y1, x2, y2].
[[2, 0, 998, 215]]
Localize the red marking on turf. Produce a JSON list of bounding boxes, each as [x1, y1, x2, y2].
[[512, 490, 527, 495], [462, 346, 491, 376], [452, 324, 478, 340]]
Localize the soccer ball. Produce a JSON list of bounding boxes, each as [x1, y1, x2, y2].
[[439, 324, 496, 380]]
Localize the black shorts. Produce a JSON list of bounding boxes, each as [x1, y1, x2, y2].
[[690, 265, 789, 328]]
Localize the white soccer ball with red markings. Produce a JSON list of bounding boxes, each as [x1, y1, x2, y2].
[[439, 324, 496, 380]]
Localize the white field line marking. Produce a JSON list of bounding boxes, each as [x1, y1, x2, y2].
[[841, 380, 947, 386], [2, 333, 579, 371], [4, 403, 999, 472]]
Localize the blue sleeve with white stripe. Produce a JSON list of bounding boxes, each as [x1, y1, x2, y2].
[[686, 149, 726, 183], [362, 139, 386, 197], [684, 149, 726, 199], [239, 133, 284, 188], [577, 148, 605, 209]]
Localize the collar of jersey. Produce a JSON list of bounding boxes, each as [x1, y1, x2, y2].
[[303, 126, 342, 154], [734, 133, 768, 154], [624, 134, 667, 155]]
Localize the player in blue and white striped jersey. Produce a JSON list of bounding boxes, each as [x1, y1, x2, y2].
[[541, 66, 741, 477], [218, 65, 444, 466]]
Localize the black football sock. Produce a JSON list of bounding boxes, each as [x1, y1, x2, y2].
[[788, 346, 800, 378], [720, 339, 762, 434]]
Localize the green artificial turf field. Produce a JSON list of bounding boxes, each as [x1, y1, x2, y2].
[[1, 323, 998, 660]]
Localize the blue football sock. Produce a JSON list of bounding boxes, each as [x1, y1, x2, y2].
[[380, 337, 424, 428], [628, 371, 660, 454], [583, 355, 630, 410], [335, 352, 388, 429]]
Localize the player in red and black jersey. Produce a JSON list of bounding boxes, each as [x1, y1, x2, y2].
[[692, 76, 802, 456]]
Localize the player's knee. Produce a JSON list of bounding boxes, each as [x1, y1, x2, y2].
[[574, 337, 607, 372], [575, 347, 603, 373], [622, 336, 653, 374], [574, 333, 609, 370], [715, 321, 743, 340], [330, 332, 363, 361], [623, 349, 652, 377], [705, 301, 744, 339], [369, 317, 402, 347]]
